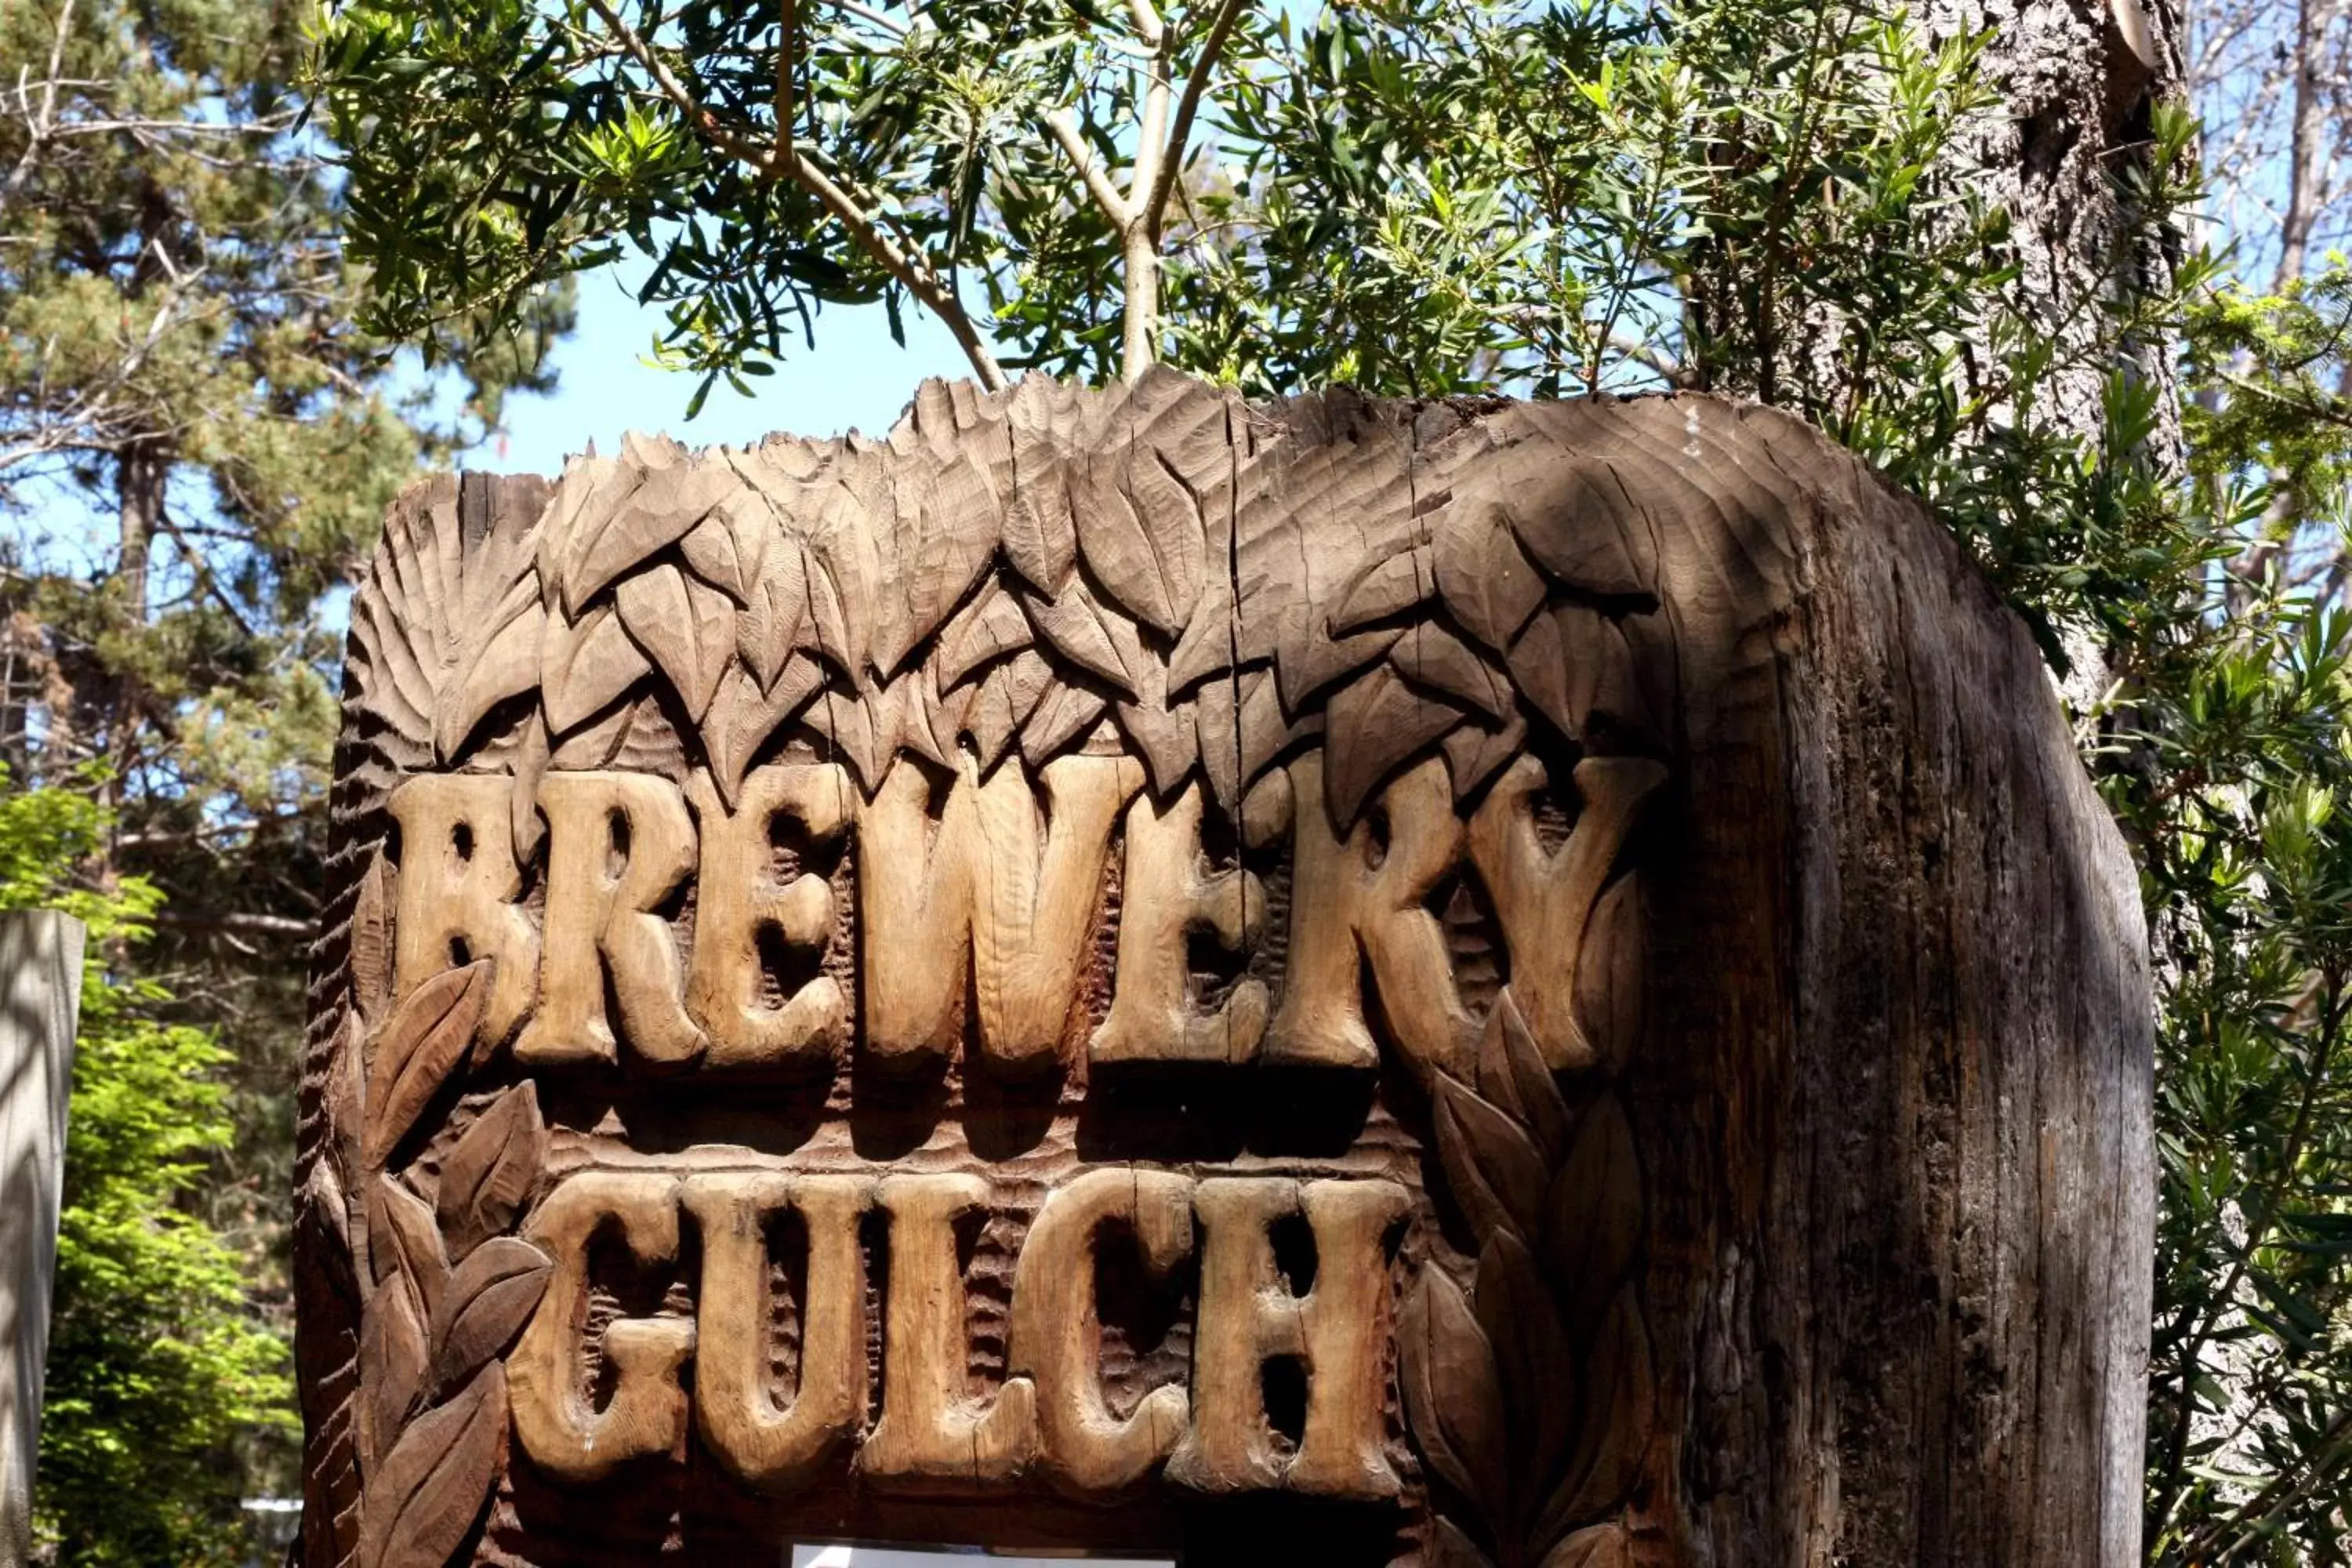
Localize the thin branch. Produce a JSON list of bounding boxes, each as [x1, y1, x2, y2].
[[833, 0, 906, 37], [1145, 0, 1249, 238], [775, 0, 796, 164], [583, 0, 1005, 388], [153, 909, 316, 939], [1044, 109, 1134, 228]]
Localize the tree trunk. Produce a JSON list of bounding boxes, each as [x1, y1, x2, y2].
[[113, 437, 164, 621]]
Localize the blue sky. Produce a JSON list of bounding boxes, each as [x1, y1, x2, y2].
[[469, 264, 978, 475]]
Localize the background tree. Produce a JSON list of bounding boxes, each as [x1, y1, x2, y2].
[[0, 770, 292, 1566], [2, 0, 571, 1552]]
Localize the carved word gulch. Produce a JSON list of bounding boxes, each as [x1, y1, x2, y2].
[[508, 1167, 1408, 1500], [388, 750, 1661, 1080]]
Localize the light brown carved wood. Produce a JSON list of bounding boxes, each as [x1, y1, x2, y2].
[[299, 377, 2151, 1568]]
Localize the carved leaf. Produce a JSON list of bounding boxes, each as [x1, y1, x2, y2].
[[1164, 564, 1236, 695], [299, 1155, 351, 1272], [800, 478, 880, 679], [1539, 1523, 1632, 1568], [1501, 456, 1656, 601], [736, 535, 808, 689], [1004, 374, 1080, 593], [1022, 583, 1141, 699], [1238, 666, 1319, 787], [358, 1364, 508, 1568], [349, 853, 394, 1026], [549, 694, 639, 771], [434, 1084, 548, 1263], [1116, 694, 1200, 799], [350, 480, 548, 765], [1193, 674, 1241, 815], [1432, 1073, 1548, 1248], [434, 590, 546, 761], [704, 657, 826, 808], [936, 580, 1032, 690], [964, 651, 1052, 774], [1475, 1230, 1577, 1520], [1332, 543, 1436, 636], [325, 1011, 365, 1171], [361, 1279, 426, 1469], [1399, 1266, 1508, 1530], [882, 452, 1000, 676], [616, 561, 736, 722], [365, 963, 490, 1167], [426, 1236, 554, 1399], [679, 491, 770, 603], [496, 710, 546, 877], [1476, 991, 1571, 1166], [1540, 1287, 1654, 1537], [1428, 1517, 1499, 1568], [1391, 622, 1511, 719], [809, 680, 912, 793], [1021, 677, 1109, 765], [1436, 499, 1547, 655], [1577, 875, 1646, 1073], [1323, 664, 1466, 831], [368, 1176, 449, 1324], [1074, 460, 1190, 637], [541, 601, 652, 736], [1443, 712, 1530, 802], [557, 445, 733, 613], [1544, 1094, 1645, 1339]]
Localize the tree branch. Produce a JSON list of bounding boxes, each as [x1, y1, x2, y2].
[[153, 909, 316, 940], [1044, 109, 1135, 228], [1144, 0, 1249, 238], [583, 0, 1006, 389]]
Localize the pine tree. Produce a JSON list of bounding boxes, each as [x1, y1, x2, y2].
[[1, 0, 571, 1547]]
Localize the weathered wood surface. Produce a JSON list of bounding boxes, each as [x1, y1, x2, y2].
[[297, 374, 2151, 1568], [1, 911, 85, 1568]]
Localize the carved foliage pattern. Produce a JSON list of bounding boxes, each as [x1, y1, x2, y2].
[[318, 873, 553, 1568], [311, 370, 1687, 1566]]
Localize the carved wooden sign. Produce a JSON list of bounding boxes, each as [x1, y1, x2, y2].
[[298, 375, 2154, 1568]]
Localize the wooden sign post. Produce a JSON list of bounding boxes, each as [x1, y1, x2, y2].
[[2, 910, 85, 1568], [296, 376, 2152, 1568]]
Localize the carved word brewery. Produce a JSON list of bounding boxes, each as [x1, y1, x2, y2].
[[384, 742, 1652, 1507]]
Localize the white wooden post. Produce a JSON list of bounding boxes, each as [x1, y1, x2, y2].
[[0, 912, 85, 1568]]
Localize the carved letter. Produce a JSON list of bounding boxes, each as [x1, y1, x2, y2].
[[1265, 753, 1472, 1080], [861, 753, 1139, 1068], [1167, 1178, 1409, 1500], [684, 765, 854, 1068], [1467, 756, 1666, 1070], [1091, 785, 1267, 1065], [510, 1171, 694, 1484], [388, 773, 537, 1047], [516, 771, 704, 1067], [860, 1173, 1036, 1486], [1007, 1167, 1194, 1494], [683, 1173, 873, 1494]]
